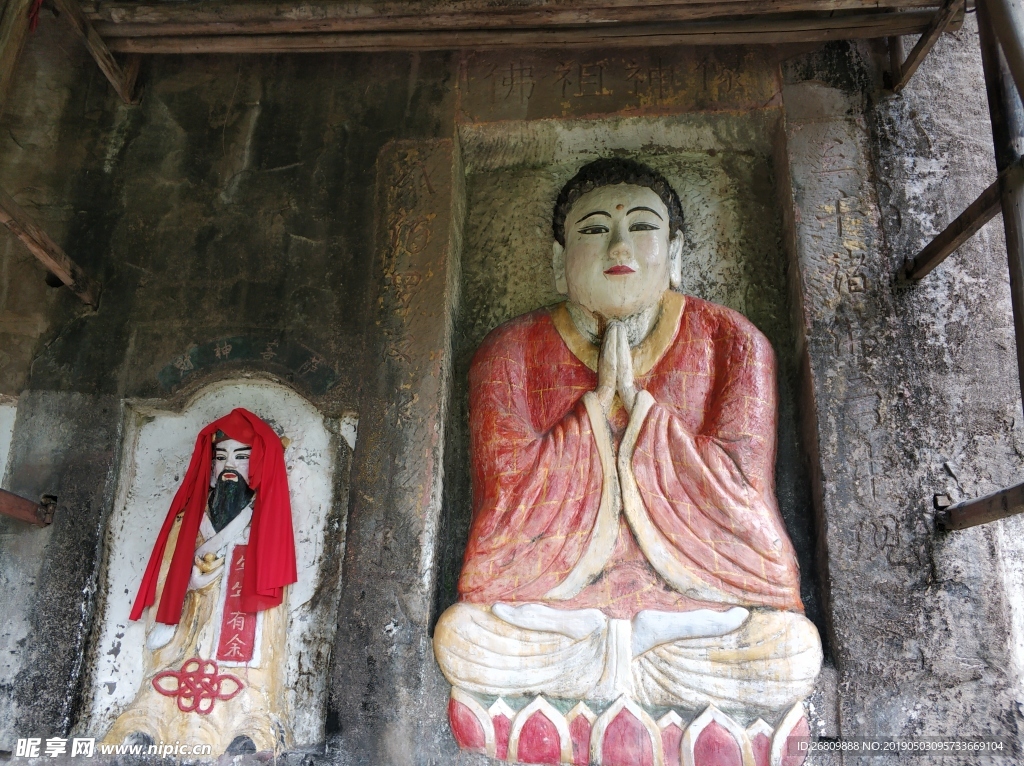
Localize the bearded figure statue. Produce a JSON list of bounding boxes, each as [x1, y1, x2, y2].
[[433, 159, 822, 766], [104, 408, 297, 754]]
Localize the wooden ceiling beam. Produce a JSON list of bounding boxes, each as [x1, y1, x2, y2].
[[82, 0, 948, 38], [97, 9, 962, 54]]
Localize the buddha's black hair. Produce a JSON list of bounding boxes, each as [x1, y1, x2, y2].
[[552, 157, 684, 246]]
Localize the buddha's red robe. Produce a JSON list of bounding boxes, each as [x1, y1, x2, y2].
[[458, 291, 803, 620]]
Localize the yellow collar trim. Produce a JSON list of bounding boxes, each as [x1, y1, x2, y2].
[[550, 290, 686, 376]]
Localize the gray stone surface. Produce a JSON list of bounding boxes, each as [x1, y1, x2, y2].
[[327, 139, 465, 765], [0, 8, 1022, 766], [0, 392, 123, 750], [0, 13, 455, 412], [782, 26, 1023, 760]]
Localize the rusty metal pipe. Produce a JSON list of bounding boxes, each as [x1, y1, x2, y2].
[[0, 488, 55, 526]]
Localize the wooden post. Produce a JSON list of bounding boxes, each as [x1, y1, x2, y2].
[[979, 0, 1024, 409], [0, 488, 54, 526], [935, 483, 1024, 530], [888, 35, 906, 88], [53, 0, 140, 104], [986, 0, 1024, 102], [0, 184, 100, 306]]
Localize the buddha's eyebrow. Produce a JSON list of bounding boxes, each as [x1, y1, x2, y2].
[[627, 206, 663, 220], [576, 210, 611, 224]]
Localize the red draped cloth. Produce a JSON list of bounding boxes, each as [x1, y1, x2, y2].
[[129, 408, 297, 625], [458, 292, 803, 620]]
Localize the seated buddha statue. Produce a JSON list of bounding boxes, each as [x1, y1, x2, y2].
[[433, 158, 821, 730]]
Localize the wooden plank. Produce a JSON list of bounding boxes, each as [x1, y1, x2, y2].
[[91, 8, 951, 38], [95, 10, 931, 39], [892, 0, 965, 92], [103, 10, 961, 54], [0, 488, 54, 527], [86, 3, 948, 38], [935, 482, 1024, 530], [905, 170, 1004, 279], [0, 185, 100, 306], [53, 0, 138, 104], [83, 0, 945, 35], [0, 0, 34, 114]]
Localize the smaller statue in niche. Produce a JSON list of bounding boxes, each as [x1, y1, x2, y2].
[[104, 408, 297, 754]]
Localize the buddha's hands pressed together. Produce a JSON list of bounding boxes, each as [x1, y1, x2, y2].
[[596, 321, 639, 416]]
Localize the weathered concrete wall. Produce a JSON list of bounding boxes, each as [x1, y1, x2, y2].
[[0, 9, 1022, 766], [0, 392, 122, 751], [870, 19, 1024, 716], [0, 8, 457, 758], [327, 138, 466, 765], [0, 22, 455, 407], [781, 19, 1023, 756], [0, 397, 15, 479]]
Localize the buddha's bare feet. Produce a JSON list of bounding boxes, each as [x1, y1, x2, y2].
[[631, 607, 749, 656], [492, 603, 607, 640]]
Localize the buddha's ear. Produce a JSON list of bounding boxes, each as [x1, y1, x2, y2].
[[668, 232, 683, 290], [552, 241, 568, 295]]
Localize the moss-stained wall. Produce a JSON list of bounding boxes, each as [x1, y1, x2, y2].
[[0, 12, 458, 754], [0, 15, 454, 411], [1, 12, 1022, 765]]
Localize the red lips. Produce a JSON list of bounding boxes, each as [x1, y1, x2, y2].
[[604, 265, 635, 275]]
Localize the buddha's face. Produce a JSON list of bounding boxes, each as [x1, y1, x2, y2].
[[554, 183, 681, 320]]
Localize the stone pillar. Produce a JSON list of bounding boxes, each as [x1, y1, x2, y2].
[[782, 36, 1021, 746], [0, 392, 122, 749], [329, 138, 466, 764]]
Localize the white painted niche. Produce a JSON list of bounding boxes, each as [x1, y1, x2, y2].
[[76, 379, 355, 747]]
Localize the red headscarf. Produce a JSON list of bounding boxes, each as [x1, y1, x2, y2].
[[130, 408, 297, 624]]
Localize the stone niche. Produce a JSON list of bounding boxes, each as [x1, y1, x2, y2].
[[433, 107, 827, 761], [75, 379, 354, 751]]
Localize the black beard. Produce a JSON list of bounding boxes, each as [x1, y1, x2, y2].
[[208, 473, 255, 533]]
